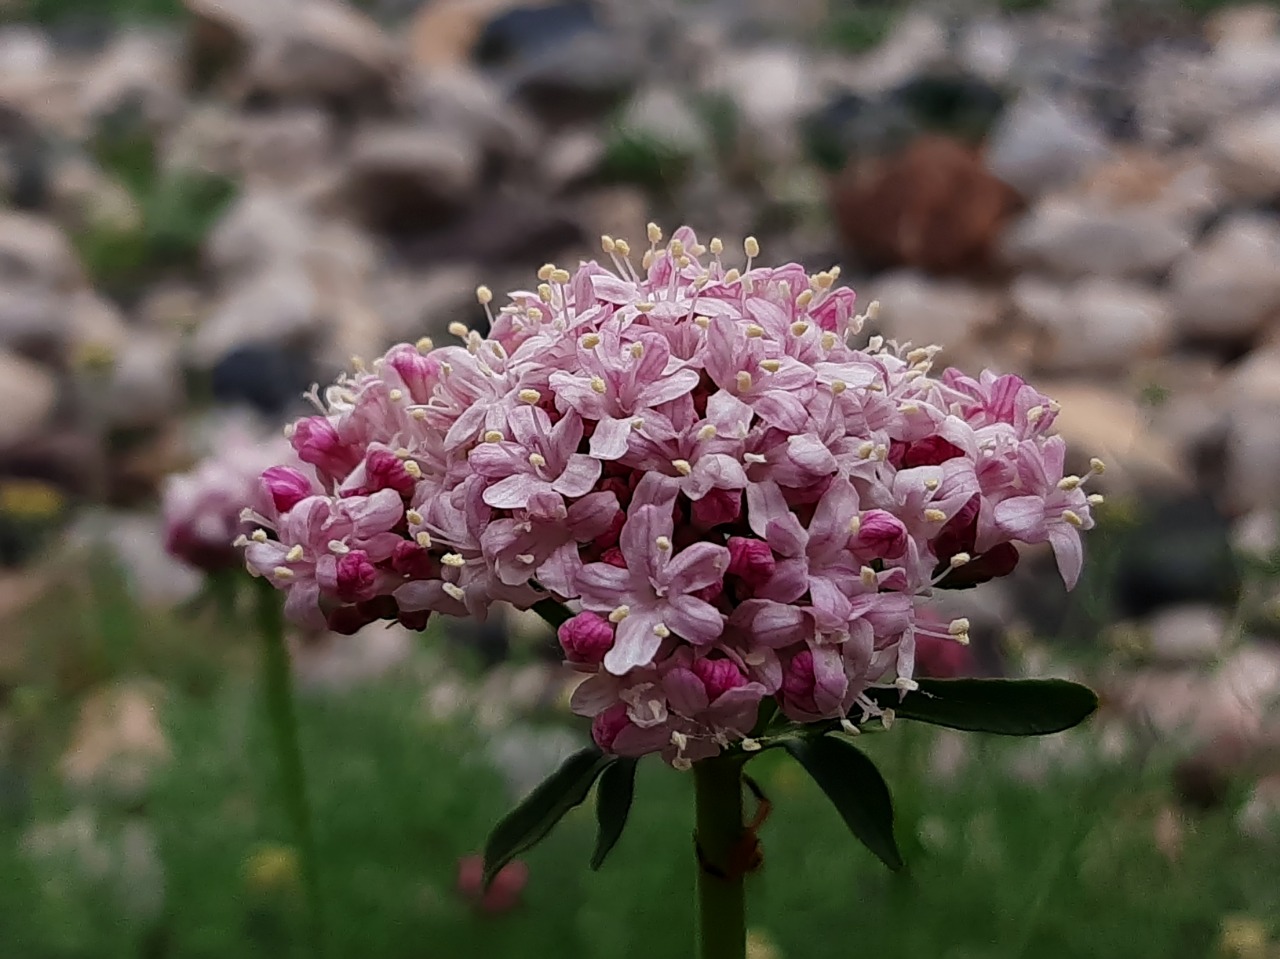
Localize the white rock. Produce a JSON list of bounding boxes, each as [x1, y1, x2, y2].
[[160, 103, 244, 178], [1013, 275, 1172, 372], [837, 11, 948, 95], [369, 265, 482, 344], [192, 267, 318, 366], [1145, 604, 1230, 663], [987, 93, 1111, 196], [1223, 351, 1280, 510], [1170, 214, 1280, 341], [1237, 774, 1280, 840], [620, 85, 710, 156], [0, 25, 51, 77], [345, 124, 480, 212], [1233, 509, 1279, 561], [79, 30, 183, 130], [0, 286, 64, 354], [868, 271, 1004, 355], [69, 291, 130, 361], [1210, 108, 1280, 201], [1001, 198, 1191, 278], [205, 191, 315, 277], [707, 46, 818, 131], [67, 511, 202, 607], [292, 622, 413, 691], [0, 349, 56, 449], [0, 211, 82, 289], [959, 18, 1018, 83], [406, 66, 536, 163], [103, 333, 183, 430]]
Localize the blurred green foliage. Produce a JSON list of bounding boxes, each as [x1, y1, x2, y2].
[[1, 560, 1278, 959], [3, 0, 186, 25]]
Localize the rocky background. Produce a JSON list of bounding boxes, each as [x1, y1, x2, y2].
[[1, 0, 1280, 901]]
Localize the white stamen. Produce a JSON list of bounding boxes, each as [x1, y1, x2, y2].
[[655, 536, 672, 551], [443, 583, 465, 602], [672, 460, 692, 477], [441, 553, 466, 567], [609, 605, 630, 624]]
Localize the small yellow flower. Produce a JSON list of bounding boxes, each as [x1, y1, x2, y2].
[[244, 844, 300, 896], [0, 480, 65, 521], [1218, 914, 1271, 959]]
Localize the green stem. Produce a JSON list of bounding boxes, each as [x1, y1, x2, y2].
[[693, 757, 747, 959], [256, 580, 326, 958]]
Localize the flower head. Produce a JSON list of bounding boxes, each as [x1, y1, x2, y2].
[[238, 226, 1096, 764]]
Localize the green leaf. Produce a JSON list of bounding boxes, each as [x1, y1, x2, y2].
[[530, 598, 573, 630], [866, 678, 1098, 736], [591, 758, 638, 870], [483, 747, 613, 885], [784, 736, 903, 870]]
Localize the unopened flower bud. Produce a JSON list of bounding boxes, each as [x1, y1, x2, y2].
[[726, 536, 776, 590], [558, 612, 615, 665]]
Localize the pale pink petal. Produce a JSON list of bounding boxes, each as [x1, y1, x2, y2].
[[664, 595, 725, 645]]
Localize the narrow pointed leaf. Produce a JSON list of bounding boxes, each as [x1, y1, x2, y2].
[[785, 735, 903, 870], [483, 747, 613, 885], [866, 678, 1098, 735], [591, 758, 638, 870]]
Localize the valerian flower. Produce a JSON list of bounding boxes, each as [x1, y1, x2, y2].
[[237, 226, 1100, 766]]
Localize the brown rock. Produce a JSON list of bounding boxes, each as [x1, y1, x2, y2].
[[408, 0, 517, 69], [61, 682, 169, 802], [833, 135, 1020, 275]]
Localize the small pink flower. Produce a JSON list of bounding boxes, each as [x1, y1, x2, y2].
[[457, 855, 529, 915]]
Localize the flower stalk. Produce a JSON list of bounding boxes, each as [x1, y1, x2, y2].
[[694, 757, 748, 959], [255, 578, 326, 959]]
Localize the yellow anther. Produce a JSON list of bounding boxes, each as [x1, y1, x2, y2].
[[609, 605, 630, 623], [857, 441, 875, 459], [860, 566, 878, 587], [285, 545, 304, 563], [694, 316, 710, 329], [759, 359, 781, 373], [697, 425, 717, 441], [528, 452, 547, 468], [1057, 476, 1082, 491], [1089, 457, 1106, 475], [709, 237, 724, 255], [790, 321, 810, 337], [923, 477, 939, 490], [745, 324, 766, 338], [403, 460, 423, 479], [441, 553, 466, 567], [831, 380, 847, 394], [475, 285, 493, 305], [443, 583, 465, 602], [670, 239, 685, 256], [415, 531, 432, 548], [849, 515, 861, 534], [630, 342, 645, 358], [924, 508, 947, 522], [537, 283, 553, 303], [273, 566, 295, 580], [1063, 510, 1084, 527], [518, 389, 541, 404], [484, 431, 503, 443], [653, 623, 671, 638], [647, 222, 663, 244], [537, 263, 555, 282], [581, 333, 601, 349], [672, 460, 692, 477], [948, 617, 970, 636], [388, 388, 403, 402], [549, 269, 571, 285], [601, 235, 616, 253], [744, 236, 760, 258], [949, 552, 971, 568], [250, 529, 268, 543], [723, 268, 741, 284], [406, 510, 424, 525], [635, 302, 655, 313], [656, 535, 672, 551], [591, 376, 607, 394], [416, 336, 434, 353], [447, 321, 468, 338], [615, 239, 631, 257], [736, 371, 753, 392], [795, 289, 814, 309], [1087, 493, 1105, 506]]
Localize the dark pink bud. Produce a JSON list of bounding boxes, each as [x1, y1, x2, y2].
[[726, 537, 775, 590], [691, 488, 741, 529], [390, 541, 436, 579], [594, 509, 626, 550], [482, 860, 529, 914], [362, 449, 416, 497], [557, 612, 614, 665], [854, 510, 908, 558], [780, 649, 818, 712], [334, 550, 377, 602], [691, 657, 748, 701], [291, 416, 357, 480], [261, 466, 312, 514], [591, 703, 631, 752], [601, 547, 627, 568], [902, 435, 964, 468], [385, 344, 438, 403], [914, 633, 975, 679], [326, 604, 377, 635]]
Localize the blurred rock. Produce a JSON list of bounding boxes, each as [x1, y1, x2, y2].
[[1224, 347, 1280, 512], [345, 125, 480, 233], [292, 622, 413, 691], [887, 71, 1006, 144], [1145, 604, 1230, 663], [0, 286, 63, 361], [838, 10, 947, 95], [80, 31, 184, 133], [834, 135, 1020, 275], [1233, 509, 1279, 562], [246, 1, 400, 107], [406, 66, 536, 167], [48, 156, 142, 235], [477, 2, 641, 124], [868, 271, 1003, 355], [69, 290, 130, 363], [61, 681, 169, 804], [1001, 199, 1191, 280], [211, 344, 315, 416], [1111, 495, 1239, 618], [959, 17, 1018, 83], [987, 93, 1111, 197], [618, 86, 710, 160], [1238, 773, 1280, 840], [1040, 382, 1182, 492], [399, 193, 581, 264], [801, 91, 917, 172], [369, 265, 482, 343], [69, 511, 202, 605], [160, 102, 243, 177], [486, 724, 583, 797], [102, 333, 183, 430], [1014, 276, 1172, 372], [205, 190, 314, 277], [1211, 108, 1280, 201], [236, 108, 334, 188], [706, 45, 818, 147], [409, 0, 510, 69], [0, 210, 82, 290], [1170, 214, 1280, 343], [0, 350, 56, 450], [192, 267, 319, 367]]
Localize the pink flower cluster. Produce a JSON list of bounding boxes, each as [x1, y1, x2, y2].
[[163, 422, 301, 573], [239, 226, 1100, 766]]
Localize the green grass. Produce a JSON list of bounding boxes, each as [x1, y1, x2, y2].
[[1, 560, 1279, 959]]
